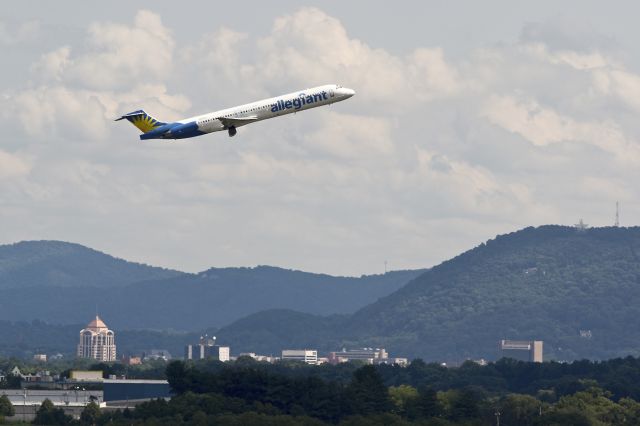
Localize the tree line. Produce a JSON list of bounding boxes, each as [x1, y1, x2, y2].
[[6, 356, 640, 424], [82, 357, 640, 425]]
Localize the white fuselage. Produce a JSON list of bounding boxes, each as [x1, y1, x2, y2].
[[186, 84, 354, 136], [127, 84, 355, 140]]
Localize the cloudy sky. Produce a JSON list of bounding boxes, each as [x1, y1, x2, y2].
[[2, 1, 640, 275]]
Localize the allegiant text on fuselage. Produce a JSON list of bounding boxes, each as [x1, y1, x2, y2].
[[271, 91, 329, 112]]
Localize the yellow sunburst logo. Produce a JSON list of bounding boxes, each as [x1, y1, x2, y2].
[[129, 115, 161, 133]]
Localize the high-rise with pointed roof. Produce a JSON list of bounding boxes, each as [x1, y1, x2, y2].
[[77, 315, 116, 361]]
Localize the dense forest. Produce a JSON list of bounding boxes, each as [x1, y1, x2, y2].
[[216, 226, 640, 361], [11, 356, 640, 425]]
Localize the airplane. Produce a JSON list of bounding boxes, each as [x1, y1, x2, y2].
[[116, 84, 355, 139]]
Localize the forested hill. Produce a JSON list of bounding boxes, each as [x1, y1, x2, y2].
[[348, 225, 640, 360], [0, 241, 424, 330], [0, 240, 181, 289], [218, 226, 640, 361], [105, 266, 423, 330]]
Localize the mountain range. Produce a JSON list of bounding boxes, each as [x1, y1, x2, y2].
[[3, 226, 640, 362], [0, 241, 423, 330], [214, 226, 640, 362]]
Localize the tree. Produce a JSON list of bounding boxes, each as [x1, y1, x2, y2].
[[80, 401, 101, 425], [2, 374, 22, 389], [618, 397, 640, 425], [537, 408, 593, 426], [554, 387, 625, 425], [33, 398, 72, 425], [339, 413, 412, 426], [191, 410, 208, 426], [346, 365, 393, 415], [0, 394, 14, 417], [406, 386, 441, 420], [450, 387, 482, 421], [498, 394, 541, 426], [166, 360, 191, 394], [389, 384, 418, 415]]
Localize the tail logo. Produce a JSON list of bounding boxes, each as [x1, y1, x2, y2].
[[116, 110, 166, 134]]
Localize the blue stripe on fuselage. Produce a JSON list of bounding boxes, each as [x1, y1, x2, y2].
[[139, 121, 204, 140]]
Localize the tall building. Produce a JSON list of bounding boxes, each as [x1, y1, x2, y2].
[[77, 316, 116, 362], [184, 335, 230, 361], [281, 349, 318, 365], [499, 340, 543, 363]]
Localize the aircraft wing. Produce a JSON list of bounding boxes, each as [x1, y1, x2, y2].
[[217, 116, 259, 128]]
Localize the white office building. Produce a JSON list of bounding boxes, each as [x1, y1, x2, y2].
[[281, 349, 318, 365], [500, 340, 543, 363], [184, 335, 230, 361]]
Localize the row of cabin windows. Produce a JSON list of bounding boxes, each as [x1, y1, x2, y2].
[[201, 104, 274, 123]]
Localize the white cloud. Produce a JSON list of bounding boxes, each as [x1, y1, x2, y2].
[[4, 10, 190, 142], [66, 10, 174, 90], [597, 69, 640, 111], [482, 94, 640, 165], [184, 8, 464, 110], [0, 150, 30, 179], [12, 86, 109, 140], [32, 47, 72, 82], [0, 20, 39, 45], [301, 111, 394, 159], [260, 8, 464, 105]]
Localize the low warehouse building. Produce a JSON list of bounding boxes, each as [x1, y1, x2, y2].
[[102, 379, 172, 403]]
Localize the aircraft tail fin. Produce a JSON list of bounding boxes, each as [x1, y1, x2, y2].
[[115, 110, 166, 133]]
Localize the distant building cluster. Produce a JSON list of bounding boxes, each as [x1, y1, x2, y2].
[[238, 353, 279, 363], [328, 347, 408, 366], [0, 369, 170, 421], [50, 315, 540, 370], [184, 335, 230, 362], [281, 349, 318, 365], [7, 366, 57, 385], [69, 316, 410, 369], [500, 339, 543, 363], [1, 367, 109, 388], [580, 330, 593, 339], [121, 349, 172, 365], [218, 348, 409, 366]]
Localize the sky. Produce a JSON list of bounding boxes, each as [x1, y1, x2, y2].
[[2, 1, 640, 275]]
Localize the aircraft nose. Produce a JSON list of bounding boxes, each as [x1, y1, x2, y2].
[[343, 88, 356, 97]]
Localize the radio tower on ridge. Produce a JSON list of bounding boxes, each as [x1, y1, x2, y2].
[[615, 201, 620, 227]]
